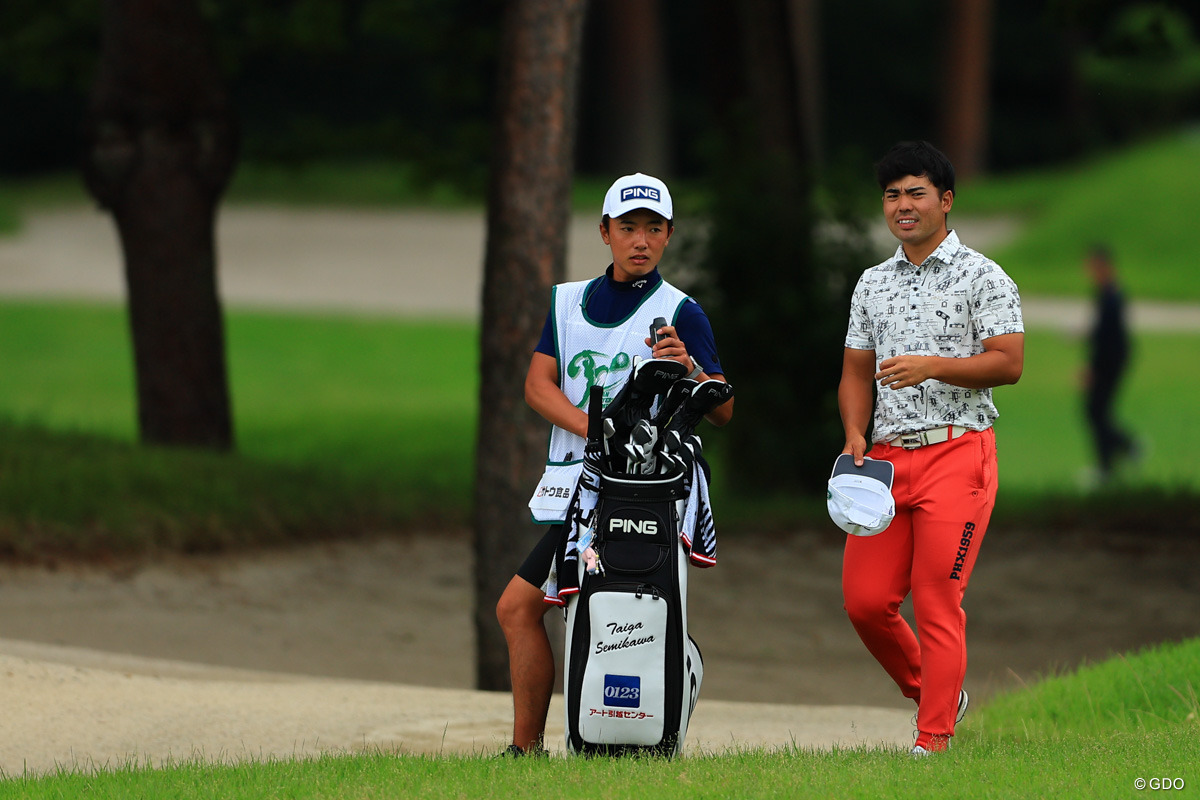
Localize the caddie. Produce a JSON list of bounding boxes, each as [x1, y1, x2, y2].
[[495, 172, 734, 756]]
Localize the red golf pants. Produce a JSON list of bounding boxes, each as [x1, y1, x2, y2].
[[842, 428, 997, 737]]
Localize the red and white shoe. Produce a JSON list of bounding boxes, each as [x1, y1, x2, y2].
[[910, 733, 951, 756]]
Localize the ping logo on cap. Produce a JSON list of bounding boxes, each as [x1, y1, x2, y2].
[[620, 186, 660, 203]]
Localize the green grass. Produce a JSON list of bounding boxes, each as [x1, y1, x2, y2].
[[0, 302, 478, 483], [0, 172, 90, 232], [956, 127, 1200, 301], [0, 422, 428, 554], [2, 737, 1195, 799], [226, 310, 478, 487], [0, 193, 16, 235], [973, 638, 1200, 739], [1, 301, 1196, 553], [996, 326, 1200, 494], [0, 302, 479, 553], [3, 639, 1196, 797], [3, 134, 1200, 548]]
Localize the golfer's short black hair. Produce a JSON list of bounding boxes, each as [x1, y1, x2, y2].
[[875, 141, 956, 196]]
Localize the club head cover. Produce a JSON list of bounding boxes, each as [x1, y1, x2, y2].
[[603, 357, 689, 442], [652, 378, 698, 429], [665, 380, 734, 438], [689, 380, 734, 415]]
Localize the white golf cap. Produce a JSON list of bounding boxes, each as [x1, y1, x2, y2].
[[827, 454, 896, 537], [602, 172, 673, 221]]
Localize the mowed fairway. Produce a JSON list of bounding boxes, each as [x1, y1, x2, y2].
[[1, 300, 1195, 507], [999, 327, 1200, 493], [0, 303, 478, 493]]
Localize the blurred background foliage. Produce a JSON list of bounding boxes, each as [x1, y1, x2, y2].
[[1, 0, 1199, 547], [1077, 3, 1200, 138], [1, 0, 1199, 184]]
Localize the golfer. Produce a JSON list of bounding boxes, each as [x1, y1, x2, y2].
[[495, 173, 733, 756], [837, 141, 1024, 755]]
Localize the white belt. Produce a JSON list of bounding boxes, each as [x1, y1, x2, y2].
[[887, 425, 969, 449]]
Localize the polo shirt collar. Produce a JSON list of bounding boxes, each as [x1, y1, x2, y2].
[[604, 264, 662, 292], [887, 229, 963, 270]]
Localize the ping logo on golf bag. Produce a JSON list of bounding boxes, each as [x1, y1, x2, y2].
[[609, 517, 658, 535], [603, 674, 642, 708]]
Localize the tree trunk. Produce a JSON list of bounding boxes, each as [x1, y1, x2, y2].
[[473, 0, 588, 691], [594, 0, 670, 176], [940, 0, 993, 180], [786, 0, 824, 167], [699, 0, 858, 495], [82, 0, 237, 449]]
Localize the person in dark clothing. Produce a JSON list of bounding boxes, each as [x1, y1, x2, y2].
[[1083, 244, 1137, 481]]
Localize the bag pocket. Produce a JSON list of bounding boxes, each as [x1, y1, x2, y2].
[[577, 586, 669, 746], [594, 492, 676, 574], [528, 462, 583, 523]]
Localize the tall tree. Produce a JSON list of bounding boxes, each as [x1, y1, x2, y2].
[[592, 0, 670, 176], [699, 0, 863, 494], [939, 0, 994, 179], [787, 0, 825, 167], [82, 0, 237, 449], [473, 0, 588, 691]]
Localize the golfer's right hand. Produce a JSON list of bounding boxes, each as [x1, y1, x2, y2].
[[842, 437, 867, 466]]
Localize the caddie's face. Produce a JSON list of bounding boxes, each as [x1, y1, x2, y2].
[[600, 208, 673, 282], [882, 174, 953, 264]]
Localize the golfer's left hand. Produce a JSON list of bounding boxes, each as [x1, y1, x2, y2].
[[876, 355, 933, 390]]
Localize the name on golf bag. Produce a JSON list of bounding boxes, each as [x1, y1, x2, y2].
[[595, 620, 656, 655]]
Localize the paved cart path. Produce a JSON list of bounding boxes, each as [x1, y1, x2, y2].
[[2, 206, 1198, 330]]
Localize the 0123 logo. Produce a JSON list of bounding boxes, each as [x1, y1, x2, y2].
[[602, 673, 642, 708]]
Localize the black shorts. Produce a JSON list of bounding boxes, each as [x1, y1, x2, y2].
[[516, 523, 565, 589]]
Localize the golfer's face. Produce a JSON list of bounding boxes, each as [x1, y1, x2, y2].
[[601, 209, 672, 283], [882, 175, 952, 258]]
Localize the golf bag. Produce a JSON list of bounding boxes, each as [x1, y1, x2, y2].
[[562, 464, 703, 756], [548, 366, 732, 757]]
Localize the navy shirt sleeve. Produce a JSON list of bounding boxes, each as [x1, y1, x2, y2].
[[675, 298, 724, 377], [534, 310, 556, 358]]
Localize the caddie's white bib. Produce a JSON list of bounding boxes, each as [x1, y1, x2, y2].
[[527, 276, 690, 523]]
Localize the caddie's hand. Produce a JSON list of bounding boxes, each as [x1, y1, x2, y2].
[[876, 355, 933, 391], [842, 436, 868, 466], [648, 324, 691, 369]]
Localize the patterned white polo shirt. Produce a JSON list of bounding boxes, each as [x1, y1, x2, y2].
[[845, 230, 1024, 442]]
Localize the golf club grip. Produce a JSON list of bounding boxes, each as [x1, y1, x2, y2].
[[650, 316, 669, 344], [587, 384, 603, 442]]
